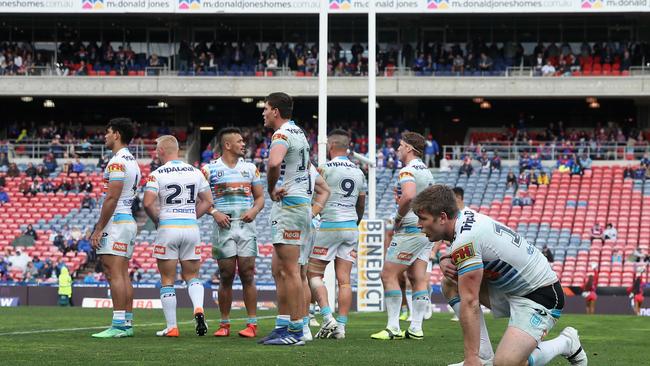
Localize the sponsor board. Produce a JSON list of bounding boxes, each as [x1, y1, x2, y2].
[[357, 220, 384, 312], [82, 298, 162, 309], [0, 297, 19, 307]]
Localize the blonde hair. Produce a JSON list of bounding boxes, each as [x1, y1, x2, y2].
[[156, 135, 179, 155]]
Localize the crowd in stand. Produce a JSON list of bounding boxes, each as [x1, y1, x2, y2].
[[4, 39, 649, 76], [0, 247, 69, 283]]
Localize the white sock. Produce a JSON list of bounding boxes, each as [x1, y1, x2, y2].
[[409, 291, 429, 332], [160, 286, 177, 329], [385, 290, 402, 331], [187, 278, 204, 312], [449, 296, 494, 360], [528, 334, 571, 366], [405, 290, 413, 313], [111, 310, 126, 328]]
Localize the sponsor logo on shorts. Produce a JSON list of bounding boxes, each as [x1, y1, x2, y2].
[[312, 246, 328, 256], [112, 242, 128, 253], [195, 247, 201, 255], [397, 252, 413, 261], [451, 243, 476, 265], [154, 245, 166, 255], [283, 230, 301, 240]]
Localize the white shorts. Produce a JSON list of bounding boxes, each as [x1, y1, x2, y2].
[[212, 219, 257, 259], [310, 221, 358, 263], [489, 286, 561, 343], [270, 197, 311, 246], [154, 219, 201, 261], [385, 229, 432, 266], [97, 214, 137, 259]]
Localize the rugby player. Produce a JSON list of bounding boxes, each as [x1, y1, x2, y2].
[[143, 135, 213, 337], [308, 129, 366, 340], [259, 92, 312, 346], [371, 132, 434, 341], [413, 185, 587, 366], [202, 127, 265, 338], [90, 118, 141, 338]]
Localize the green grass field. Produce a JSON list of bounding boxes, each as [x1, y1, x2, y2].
[[0, 307, 648, 365]]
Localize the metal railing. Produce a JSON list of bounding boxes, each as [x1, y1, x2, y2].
[[5, 141, 157, 160], [442, 144, 650, 161]]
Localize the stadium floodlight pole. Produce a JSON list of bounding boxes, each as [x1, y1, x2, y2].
[[318, 0, 328, 166], [368, 2, 377, 219]]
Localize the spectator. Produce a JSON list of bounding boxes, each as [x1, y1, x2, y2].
[[537, 171, 550, 185], [506, 171, 517, 189], [25, 162, 36, 179], [478, 52, 493, 72], [39, 259, 55, 279], [81, 193, 97, 210], [71, 157, 84, 173], [439, 155, 451, 172], [631, 246, 645, 262], [0, 174, 4, 187], [624, 166, 635, 179], [35, 165, 48, 179], [0, 152, 8, 167], [570, 160, 583, 176], [513, 189, 534, 206], [27, 179, 40, 196], [603, 223, 617, 241], [7, 163, 20, 177], [634, 166, 646, 180], [458, 159, 473, 177], [23, 261, 39, 282], [579, 153, 593, 170], [53, 231, 65, 253], [641, 153, 650, 168], [541, 60, 556, 76], [542, 245, 554, 263], [0, 186, 9, 205], [424, 135, 439, 168], [79, 178, 93, 193], [83, 271, 98, 284], [590, 223, 604, 244], [8, 250, 30, 272], [519, 153, 531, 171], [32, 256, 44, 272], [97, 155, 109, 170], [43, 153, 57, 172], [41, 178, 56, 193], [23, 224, 37, 240], [518, 171, 531, 187], [611, 250, 623, 263], [490, 155, 501, 171]]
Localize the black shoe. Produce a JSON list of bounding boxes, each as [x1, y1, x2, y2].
[[195, 312, 208, 336]]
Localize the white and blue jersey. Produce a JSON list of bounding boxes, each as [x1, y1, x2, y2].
[[103, 147, 140, 215], [394, 158, 434, 232], [201, 158, 262, 218], [270, 120, 311, 202], [451, 208, 558, 296]]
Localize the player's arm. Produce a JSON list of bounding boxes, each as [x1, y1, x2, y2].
[[267, 136, 289, 201], [91, 179, 122, 249], [355, 191, 366, 225], [241, 183, 265, 223], [143, 190, 160, 227], [195, 190, 213, 219], [394, 180, 415, 229], [311, 174, 330, 217]]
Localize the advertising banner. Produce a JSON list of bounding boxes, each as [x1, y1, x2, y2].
[[356, 220, 385, 312]]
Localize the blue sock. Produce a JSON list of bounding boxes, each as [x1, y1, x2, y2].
[[336, 315, 348, 325], [111, 310, 126, 331], [125, 312, 133, 328], [275, 315, 290, 328], [247, 317, 257, 325], [220, 319, 230, 325], [288, 320, 303, 333], [303, 316, 309, 326], [320, 306, 332, 316]]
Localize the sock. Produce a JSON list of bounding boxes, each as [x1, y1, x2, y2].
[[528, 334, 571, 366], [125, 312, 133, 328], [220, 319, 230, 325], [336, 315, 348, 332], [401, 305, 408, 314], [385, 290, 402, 331], [275, 314, 290, 329], [321, 305, 334, 323], [247, 317, 257, 325], [303, 316, 310, 333], [112, 310, 126, 330], [187, 278, 204, 313], [288, 320, 303, 334], [409, 290, 429, 332], [449, 296, 494, 360], [160, 286, 177, 329], [405, 290, 413, 314]]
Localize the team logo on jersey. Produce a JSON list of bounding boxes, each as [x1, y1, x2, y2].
[[397, 252, 413, 261], [217, 171, 224, 178], [272, 133, 288, 142], [241, 171, 251, 178], [146, 175, 157, 183], [194, 247, 201, 255], [112, 242, 128, 253], [154, 245, 166, 255], [107, 163, 126, 173], [451, 243, 476, 265], [312, 246, 328, 256], [398, 171, 414, 180], [283, 230, 301, 240]]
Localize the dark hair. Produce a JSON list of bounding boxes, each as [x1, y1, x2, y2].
[[218, 127, 242, 147], [328, 129, 348, 137], [452, 186, 464, 200], [106, 118, 135, 145], [411, 185, 459, 219], [265, 92, 293, 119], [400, 131, 426, 158]]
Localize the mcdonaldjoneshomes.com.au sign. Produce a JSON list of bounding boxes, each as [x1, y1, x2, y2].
[[0, 0, 649, 13]]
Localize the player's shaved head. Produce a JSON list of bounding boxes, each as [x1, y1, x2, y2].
[[156, 135, 179, 155], [328, 129, 350, 150], [412, 184, 459, 219], [218, 127, 242, 150]]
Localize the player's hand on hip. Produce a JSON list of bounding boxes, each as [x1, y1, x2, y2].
[[440, 257, 458, 281], [269, 187, 287, 202], [90, 229, 102, 250], [240, 209, 257, 223], [212, 211, 231, 228]]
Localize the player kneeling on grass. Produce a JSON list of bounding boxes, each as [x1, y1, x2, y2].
[[308, 129, 366, 340], [412, 185, 587, 366], [143, 135, 214, 337]]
